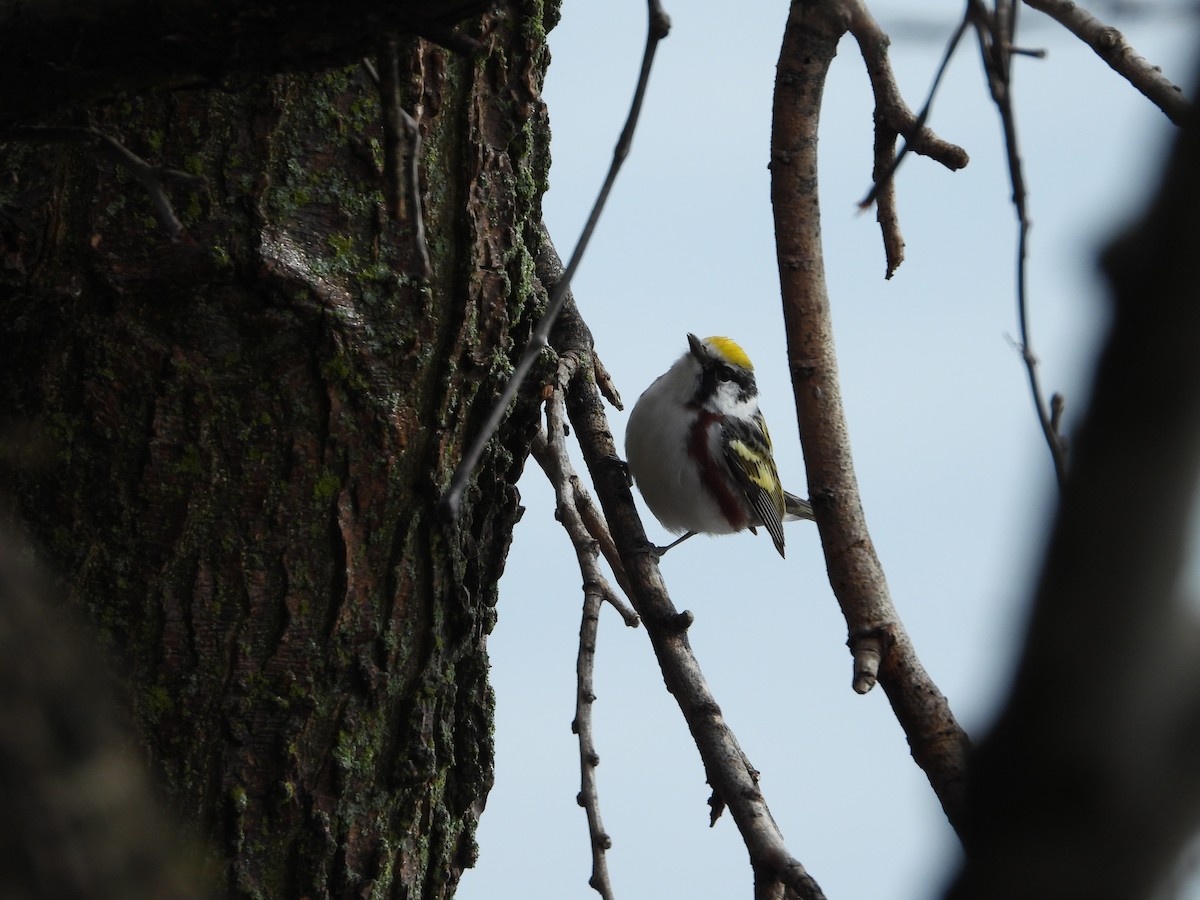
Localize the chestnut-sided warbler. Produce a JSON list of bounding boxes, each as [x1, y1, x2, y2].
[[625, 333, 814, 558]]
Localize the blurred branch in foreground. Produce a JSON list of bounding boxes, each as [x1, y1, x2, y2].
[[947, 52, 1200, 900]]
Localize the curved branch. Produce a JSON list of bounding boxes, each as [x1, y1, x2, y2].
[[1022, 0, 1192, 125], [770, 0, 970, 834]]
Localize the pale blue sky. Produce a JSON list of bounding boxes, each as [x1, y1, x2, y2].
[[460, 3, 1198, 898]]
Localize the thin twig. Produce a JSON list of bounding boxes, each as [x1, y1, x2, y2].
[[574, 579, 614, 900], [1022, 0, 1191, 125], [771, 0, 970, 834], [970, 0, 1068, 487], [947, 59, 1200, 898], [534, 426, 622, 900], [0, 126, 204, 242], [362, 50, 433, 279], [439, 0, 671, 522]]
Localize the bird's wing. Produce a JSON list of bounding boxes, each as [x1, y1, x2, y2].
[[721, 414, 787, 557]]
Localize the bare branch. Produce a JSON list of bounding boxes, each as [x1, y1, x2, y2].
[[848, 0, 971, 170], [1023, 0, 1192, 124], [531, 354, 639, 626], [574, 578, 615, 900], [440, 0, 670, 521], [528, 322, 642, 893], [969, 0, 1069, 487], [846, 0, 969, 276], [771, 0, 970, 833], [533, 396, 626, 898]]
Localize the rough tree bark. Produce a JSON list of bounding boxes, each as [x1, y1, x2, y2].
[[0, 1, 556, 896]]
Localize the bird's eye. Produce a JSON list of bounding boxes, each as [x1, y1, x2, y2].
[[716, 365, 735, 382]]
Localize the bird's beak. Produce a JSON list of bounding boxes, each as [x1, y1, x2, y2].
[[686, 333, 704, 360]]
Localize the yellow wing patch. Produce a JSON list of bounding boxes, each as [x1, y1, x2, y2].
[[728, 440, 784, 508], [704, 336, 754, 371]]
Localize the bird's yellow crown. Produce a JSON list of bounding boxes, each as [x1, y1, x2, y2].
[[704, 336, 754, 371]]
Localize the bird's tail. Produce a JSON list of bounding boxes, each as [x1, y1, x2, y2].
[[783, 491, 815, 522]]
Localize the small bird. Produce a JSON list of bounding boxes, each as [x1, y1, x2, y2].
[[625, 333, 814, 558]]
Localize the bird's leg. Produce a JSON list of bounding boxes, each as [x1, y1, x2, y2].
[[602, 454, 694, 556], [655, 531, 696, 556], [626, 531, 695, 558]]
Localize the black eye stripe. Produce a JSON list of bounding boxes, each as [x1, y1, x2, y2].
[[694, 362, 756, 405]]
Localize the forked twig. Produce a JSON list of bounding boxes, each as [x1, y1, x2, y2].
[[362, 49, 433, 279], [847, 0, 969, 277], [0, 126, 205, 242], [987, 0, 1191, 483], [854, 8, 971, 207], [531, 353, 639, 627], [440, 0, 671, 521], [771, 0, 970, 835]]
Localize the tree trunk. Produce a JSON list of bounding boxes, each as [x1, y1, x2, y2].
[[0, 2, 555, 896]]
